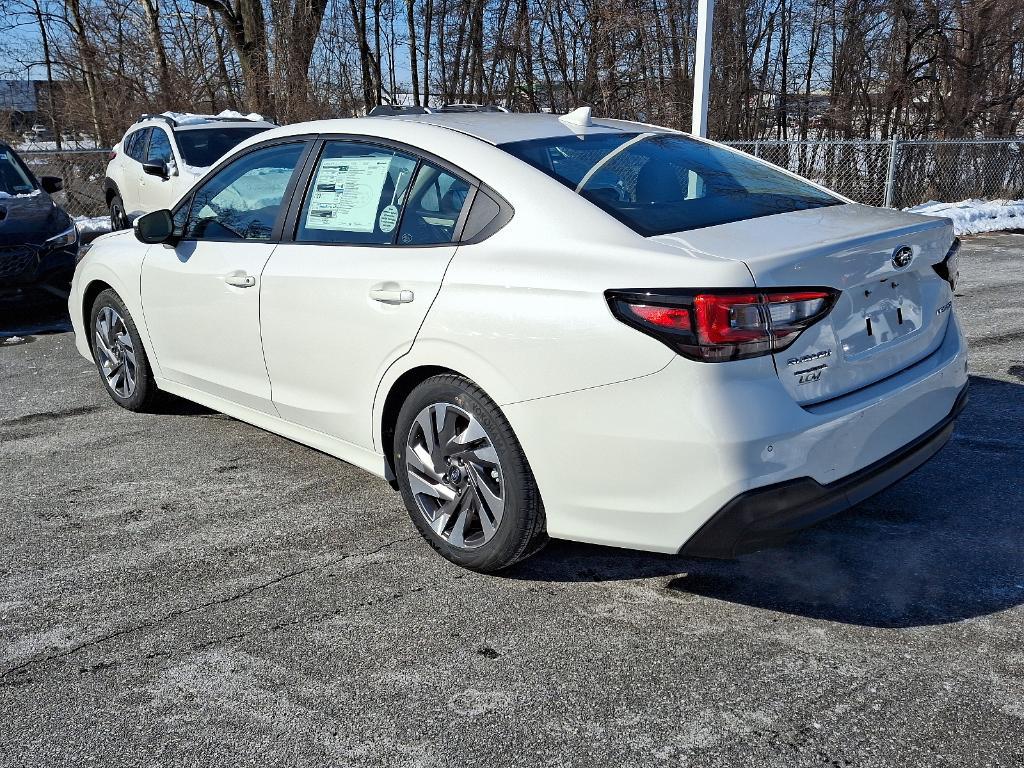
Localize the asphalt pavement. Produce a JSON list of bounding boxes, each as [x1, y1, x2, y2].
[[1, 232, 1022, 767]]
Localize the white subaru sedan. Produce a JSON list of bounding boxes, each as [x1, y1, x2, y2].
[[69, 110, 968, 571]]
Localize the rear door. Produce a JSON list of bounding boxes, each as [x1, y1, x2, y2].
[[120, 127, 151, 219], [260, 139, 473, 448]]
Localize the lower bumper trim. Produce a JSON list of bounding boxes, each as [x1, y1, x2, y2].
[[679, 383, 969, 559]]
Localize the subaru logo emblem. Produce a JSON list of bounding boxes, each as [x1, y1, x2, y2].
[[892, 246, 913, 269]]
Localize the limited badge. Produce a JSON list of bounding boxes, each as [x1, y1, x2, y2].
[[379, 204, 399, 232]]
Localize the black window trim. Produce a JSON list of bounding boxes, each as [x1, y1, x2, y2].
[[281, 134, 482, 250], [170, 135, 317, 245]]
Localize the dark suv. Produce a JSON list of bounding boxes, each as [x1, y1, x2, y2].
[[0, 141, 78, 302]]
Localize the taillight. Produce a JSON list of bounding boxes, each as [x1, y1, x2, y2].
[[607, 288, 839, 362], [933, 237, 960, 289], [108, 150, 117, 161]]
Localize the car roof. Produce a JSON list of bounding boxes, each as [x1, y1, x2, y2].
[[377, 112, 671, 145]]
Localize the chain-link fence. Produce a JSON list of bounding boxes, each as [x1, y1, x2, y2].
[[16, 138, 1024, 220], [723, 138, 1024, 209], [19, 149, 110, 219]]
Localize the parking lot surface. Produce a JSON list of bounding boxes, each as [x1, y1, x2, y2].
[[1, 233, 1023, 767]]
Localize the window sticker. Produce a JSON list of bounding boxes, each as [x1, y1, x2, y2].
[[305, 156, 392, 232], [379, 204, 399, 232]]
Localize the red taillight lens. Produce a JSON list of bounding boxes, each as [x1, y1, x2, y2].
[[108, 150, 117, 161], [607, 287, 838, 362], [625, 304, 691, 331]]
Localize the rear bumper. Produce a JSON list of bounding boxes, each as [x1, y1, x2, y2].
[[680, 383, 968, 558], [503, 311, 969, 554]]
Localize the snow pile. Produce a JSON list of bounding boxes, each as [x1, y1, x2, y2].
[[0, 189, 41, 198], [216, 109, 266, 122], [161, 110, 266, 125], [75, 215, 112, 234], [905, 198, 1024, 235]]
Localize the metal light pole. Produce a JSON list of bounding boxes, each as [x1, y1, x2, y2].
[[691, 0, 715, 137]]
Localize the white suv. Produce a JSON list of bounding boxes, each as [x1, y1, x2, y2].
[[103, 113, 274, 229]]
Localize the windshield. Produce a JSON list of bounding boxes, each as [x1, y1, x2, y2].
[[499, 132, 842, 236], [0, 148, 37, 195], [174, 126, 269, 167]]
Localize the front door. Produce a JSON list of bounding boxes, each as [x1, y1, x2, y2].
[[141, 140, 309, 414], [261, 139, 473, 447]]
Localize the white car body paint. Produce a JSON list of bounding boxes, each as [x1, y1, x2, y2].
[[72, 113, 968, 557]]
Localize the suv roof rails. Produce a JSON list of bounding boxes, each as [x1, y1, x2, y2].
[[436, 103, 509, 113], [134, 113, 277, 129], [136, 113, 179, 128], [368, 104, 434, 116]]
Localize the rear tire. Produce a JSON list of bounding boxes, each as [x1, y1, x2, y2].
[[395, 374, 547, 572], [89, 289, 158, 411], [109, 194, 129, 231]]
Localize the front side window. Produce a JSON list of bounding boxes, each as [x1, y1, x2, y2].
[[499, 132, 841, 236], [0, 148, 36, 195], [297, 142, 418, 245], [184, 142, 305, 241], [147, 129, 173, 164]]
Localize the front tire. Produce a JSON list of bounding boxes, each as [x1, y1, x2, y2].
[[395, 375, 547, 572], [89, 289, 158, 411]]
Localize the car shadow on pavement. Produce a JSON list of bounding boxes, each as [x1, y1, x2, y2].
[[0, 296, 72, 340], [509, 375, 1024, 629]]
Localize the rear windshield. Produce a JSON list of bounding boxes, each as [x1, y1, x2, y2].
[[174, 126, 268, 167], [498, 132, 842, 236]]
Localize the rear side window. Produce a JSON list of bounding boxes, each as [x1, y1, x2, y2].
[[124, 129, 150, 162], [499, 133, 841, 236], [396, 163, 471, 245]]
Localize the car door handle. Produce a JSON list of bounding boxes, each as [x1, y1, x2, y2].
[[369, 289, 415, 304], [224, 274, 256, 288]]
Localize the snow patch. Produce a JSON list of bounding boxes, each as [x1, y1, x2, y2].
[[75, 215, 112, 234], [904, 198, 1024, 236], [161, 110, 266, 126], [0, 189, 41, 199], [216, 109, 266, 122]]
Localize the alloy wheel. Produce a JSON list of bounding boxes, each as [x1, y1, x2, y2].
[[94, 305, 137, 399], [405, 402, 505, 549]]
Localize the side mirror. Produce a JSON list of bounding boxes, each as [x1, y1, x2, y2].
[[142, 160, 169, 180], [134, 209, 176, 244], [40, 175, 64, 193]]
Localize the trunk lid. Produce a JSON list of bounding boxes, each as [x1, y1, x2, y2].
[[654, 204, 955, 404]]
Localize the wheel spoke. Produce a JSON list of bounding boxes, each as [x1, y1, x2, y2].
[[470, 464, 503, 527], [406, 443, 442, 482], [446, 495, 473, 548], [408, 469, 455, 502], [430, 488, 467, 537]]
